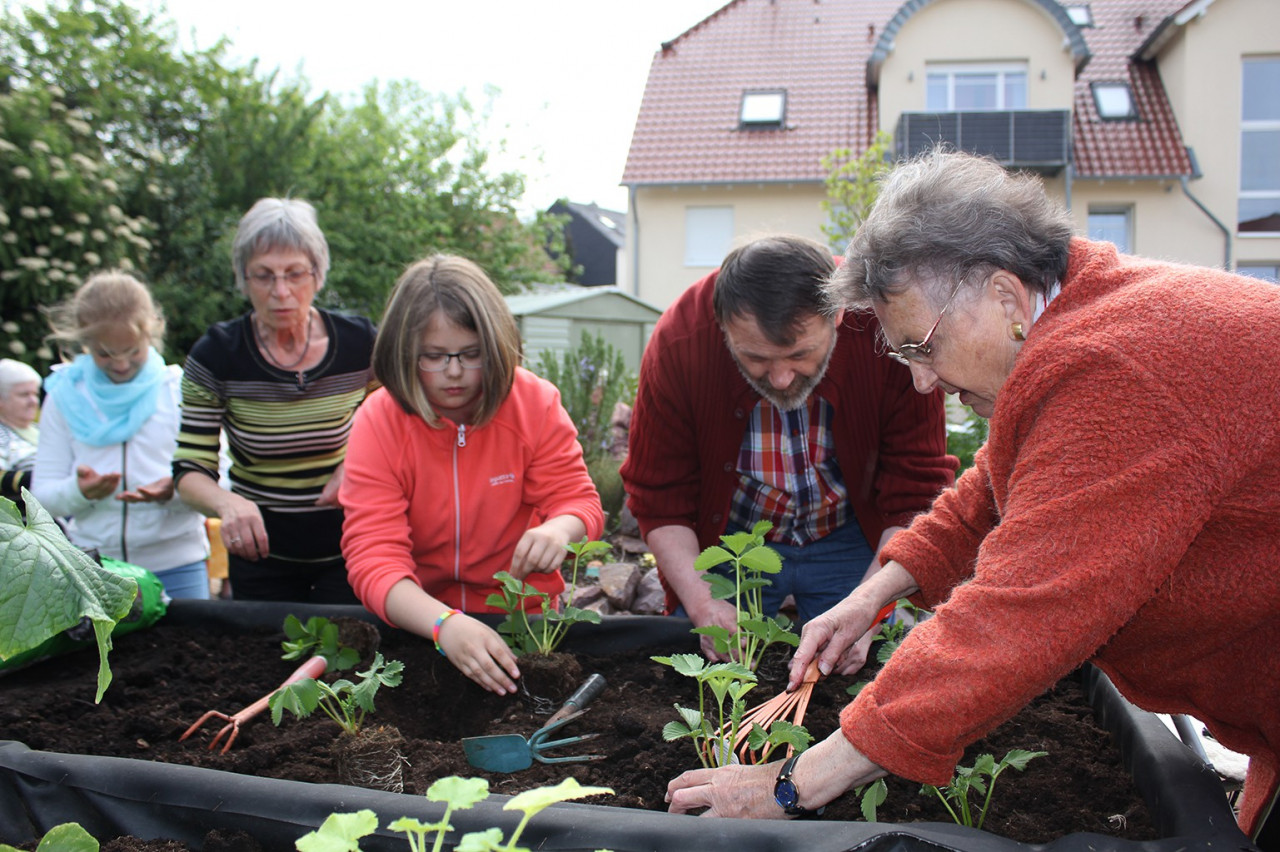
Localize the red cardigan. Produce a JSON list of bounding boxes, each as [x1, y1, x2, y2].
[[850, 239, 1280, 835], [621, 264, 955, 608], [340, 369, 604, 621]]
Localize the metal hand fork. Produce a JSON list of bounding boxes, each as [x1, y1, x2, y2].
[[179, 655, 327, 754], [463, 673, 608, 772]]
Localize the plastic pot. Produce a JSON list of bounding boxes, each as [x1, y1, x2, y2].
[[0, 600, 1257, 852]]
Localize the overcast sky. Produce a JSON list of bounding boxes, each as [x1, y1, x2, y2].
[[130, 0, 729, 215]]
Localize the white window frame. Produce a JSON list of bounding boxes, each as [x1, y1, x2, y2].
[[740, 90, 786, 127], [926, 62, 1028, 112], [1088, 208, 1133, 254], [1239, 56, 1280, 234], [1092, 82, 1138, 120], [684, 206, 734, 267]]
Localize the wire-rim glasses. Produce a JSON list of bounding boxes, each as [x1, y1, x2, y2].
[[246, 267, 316, 289], [417, 350, 483, 372], [885, 282, 963, 366]]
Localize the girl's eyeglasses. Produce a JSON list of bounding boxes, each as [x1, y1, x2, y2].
[[417, 350, 483, 372]]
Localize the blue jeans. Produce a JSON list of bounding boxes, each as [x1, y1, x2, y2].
[[681, 521, 875, 625], [155, 559, 211, 601]]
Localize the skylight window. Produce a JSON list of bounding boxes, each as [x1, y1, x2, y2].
[[1065, 5, 1093, 26], [740, 90, 786, 127], [1092, 82, 1137, 120]]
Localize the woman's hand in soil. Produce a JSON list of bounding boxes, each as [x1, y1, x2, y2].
[[438, 614, 522, 695], [509, 514, 586, 580], [666, 731, 883, 818]]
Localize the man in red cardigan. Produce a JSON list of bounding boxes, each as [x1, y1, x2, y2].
[[621, 235, 955, 662]]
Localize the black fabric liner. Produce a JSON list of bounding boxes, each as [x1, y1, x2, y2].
[[0, 600, 1258, 852]]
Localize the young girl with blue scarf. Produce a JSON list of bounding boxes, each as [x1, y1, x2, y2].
[[32, 271, 209, 599]]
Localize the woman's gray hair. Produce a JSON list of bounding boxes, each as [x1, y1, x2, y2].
[[0, 358, 40, 398], [827, 148, 1074, 311], [231, 198, 330, 294]]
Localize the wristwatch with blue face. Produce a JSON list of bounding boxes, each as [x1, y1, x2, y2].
[[774, 753, 823, 818]]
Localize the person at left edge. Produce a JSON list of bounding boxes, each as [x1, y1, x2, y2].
[[341, 254, 604, 696], [173, 198, 376, 604], [0, 358, 41, 505]]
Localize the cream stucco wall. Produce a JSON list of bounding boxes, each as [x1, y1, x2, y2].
[[627, 183, 828, 309], [877, 0, 1077, 132], [1154, 0, 1280, 269]]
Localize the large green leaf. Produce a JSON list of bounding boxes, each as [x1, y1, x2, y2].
[[0, 490, 138, 701]]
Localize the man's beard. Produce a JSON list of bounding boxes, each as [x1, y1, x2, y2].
[[733, 335, 836, 411]]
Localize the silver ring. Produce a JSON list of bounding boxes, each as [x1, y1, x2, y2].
[[230, 537, 241, 544]]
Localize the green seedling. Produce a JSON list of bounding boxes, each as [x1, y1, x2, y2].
[[0, 489, 137, 702], [744, 719, 814, 764], [692, 520, 798, 671], [922, 749, 1049, 830], [387, 776, 489, 852], [854, 778, 889, 822], [294, 776, 613, 852], [270, 652, 404, 736], [652, 652, 758, 768], [0, 821, 99, 852], [487, 538, 608, 656], [281, 614, 360, 671]]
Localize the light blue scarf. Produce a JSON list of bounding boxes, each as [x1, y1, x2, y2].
[[44, 348, 167, 447]]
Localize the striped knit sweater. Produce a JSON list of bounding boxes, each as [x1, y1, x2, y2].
[[172, 309, 376, 563]]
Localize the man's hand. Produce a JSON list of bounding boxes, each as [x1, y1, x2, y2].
[[689, 597, 742, 662]]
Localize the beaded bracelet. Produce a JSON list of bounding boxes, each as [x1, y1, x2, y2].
[[432, 608, 462, 657]]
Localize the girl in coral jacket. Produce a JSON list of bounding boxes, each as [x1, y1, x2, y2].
[[340, 254, 604, 695]]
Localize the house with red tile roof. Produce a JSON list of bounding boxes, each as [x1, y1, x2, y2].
[[622, 0, 1280, 308]]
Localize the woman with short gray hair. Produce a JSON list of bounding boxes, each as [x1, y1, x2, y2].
[[665, 149, 1280, 846], [173, 197, 376, 604], [0, 357, 41, 503]]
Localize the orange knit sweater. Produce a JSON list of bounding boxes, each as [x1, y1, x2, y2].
[[845, 239, 1280, 835]]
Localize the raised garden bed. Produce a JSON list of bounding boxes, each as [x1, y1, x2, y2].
[[0, 600, 1251, 852]]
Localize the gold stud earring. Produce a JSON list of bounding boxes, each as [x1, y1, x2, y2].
[[1011, 322, 1026, 342]]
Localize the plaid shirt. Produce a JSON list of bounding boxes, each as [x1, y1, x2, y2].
[[727, 395, 849, 546]]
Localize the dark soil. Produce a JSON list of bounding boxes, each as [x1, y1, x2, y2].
[[0, 617, 1158, 848]]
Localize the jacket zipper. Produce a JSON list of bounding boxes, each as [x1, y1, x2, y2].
[[119, 440, 129, 562], [453, 424, 466, 609]]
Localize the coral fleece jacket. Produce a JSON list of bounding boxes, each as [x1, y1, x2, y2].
[[340, 368, 604, 621], [845, 239, 1280, 836]]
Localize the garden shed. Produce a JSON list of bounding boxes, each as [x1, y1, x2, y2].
[[506, 285, 662, 374]]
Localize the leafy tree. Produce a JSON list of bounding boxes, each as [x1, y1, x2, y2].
[[820, 131, 894, 254], [0, 0, 571, 365]]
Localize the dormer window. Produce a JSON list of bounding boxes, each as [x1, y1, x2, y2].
[[1065, 5, 1093, 27], [739, 90, 786, 128], [1092, 82, 1138, 120]]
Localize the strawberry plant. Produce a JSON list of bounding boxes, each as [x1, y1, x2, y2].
[[922, 749, 1049, 830], [269, 652, 404, 736], [281, 614, 361, 670], [487, 537, 608, 655], [692, 520, 798, 670], [651, 652, 762, 768]]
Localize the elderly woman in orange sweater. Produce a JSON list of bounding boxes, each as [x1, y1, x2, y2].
[[665, 149, 1279, 845], [341, 255, 603, 696]]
